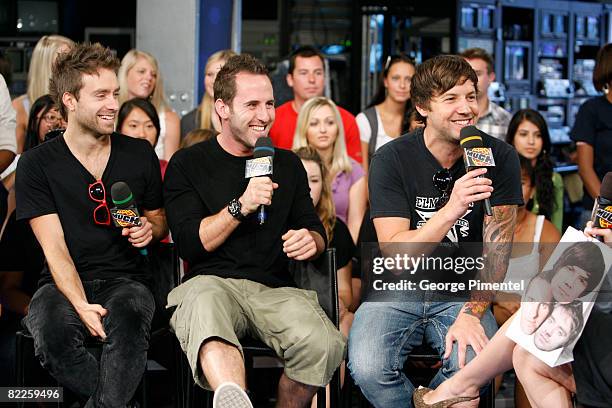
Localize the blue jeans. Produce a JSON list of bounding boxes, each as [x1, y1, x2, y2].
[[25, 278, 155, 408], [348, 301, 497, 408]]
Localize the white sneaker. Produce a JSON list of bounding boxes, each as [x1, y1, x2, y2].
[[212, 382, 253, 408]]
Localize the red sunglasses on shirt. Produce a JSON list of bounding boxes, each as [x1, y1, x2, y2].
[[88, 180, 111, 226]]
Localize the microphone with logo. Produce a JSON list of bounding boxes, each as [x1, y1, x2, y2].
[[459, 126, 496, 216], [245, 137, 274, 225], [110, 181, 148, 256], [590, 172, 612, 239]]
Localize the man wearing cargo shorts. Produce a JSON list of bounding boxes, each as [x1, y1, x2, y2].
[[163, 53, 346, 408]]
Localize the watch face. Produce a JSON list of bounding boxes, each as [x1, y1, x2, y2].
[[228, 199, 242, 218]]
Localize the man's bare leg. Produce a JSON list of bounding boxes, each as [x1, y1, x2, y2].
[[199, 338, 246, 390], [277, 373, 318, 408]]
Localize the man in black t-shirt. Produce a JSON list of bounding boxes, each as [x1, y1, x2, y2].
[[15, 43, 167, 406], [348, 55, 522, 407], [164, 54, 345, 407]]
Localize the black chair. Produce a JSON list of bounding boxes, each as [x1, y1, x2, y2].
[[15, 241, 179, 408], [175, 248, 342, 408]]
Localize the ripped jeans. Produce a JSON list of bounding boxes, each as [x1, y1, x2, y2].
[[348, 300, 497, 408]]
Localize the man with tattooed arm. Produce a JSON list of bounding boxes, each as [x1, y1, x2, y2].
[[347, 55, 522, 408]]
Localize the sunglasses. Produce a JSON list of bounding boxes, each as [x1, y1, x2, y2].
[[433, 168, 453, 210], [384, 53, 415, 71], [88, 180, 111, 226]]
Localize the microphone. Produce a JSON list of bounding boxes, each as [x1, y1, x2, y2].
[[590, 172, 612, 235], [245, 137, 274, 225], [459, 126, 496, 216], [110, 181, 148, 256]]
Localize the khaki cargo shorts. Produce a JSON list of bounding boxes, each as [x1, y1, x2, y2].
[[167, 275, 347, 389]]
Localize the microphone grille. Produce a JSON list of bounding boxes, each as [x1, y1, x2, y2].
[[459, 125, 483, 148], [254, 137, 274, 159], [110, 181, 134, 208], [601, 172, 612, 201]]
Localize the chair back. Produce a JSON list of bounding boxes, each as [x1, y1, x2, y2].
[[289, 248, 339, 327], [147, 242, 179, 328]]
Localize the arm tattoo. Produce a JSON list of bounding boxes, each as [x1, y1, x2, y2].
[[462, 205, 518, 318]]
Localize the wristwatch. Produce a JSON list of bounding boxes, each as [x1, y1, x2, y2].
[[228, 198, 247, 221]]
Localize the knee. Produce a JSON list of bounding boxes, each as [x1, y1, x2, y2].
[[106, 282, 155, 339], [290, 324, 346, 367], [348, 337, 390, 387]]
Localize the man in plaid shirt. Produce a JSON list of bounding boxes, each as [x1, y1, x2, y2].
[[461, 48, 512, 140]]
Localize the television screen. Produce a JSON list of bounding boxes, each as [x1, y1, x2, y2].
[[85, 28, 135, 60], [17, 0, 58, 33]]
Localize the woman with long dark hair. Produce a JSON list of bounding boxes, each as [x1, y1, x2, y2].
[[356, 54, 416, 171], [506, 109, 564, 231]]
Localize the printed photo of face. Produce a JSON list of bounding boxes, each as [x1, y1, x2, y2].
[[547, 241, 606, 303], [550, 264, 590, 302], [520, 277, 553, 335], [533, 304, 581, 352]]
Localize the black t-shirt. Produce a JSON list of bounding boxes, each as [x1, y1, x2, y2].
[[572, 310, 612, 407], [570, 96, 612, 208], [369, 127, 523, 243], [15, 133, 163, 284], [163, 137, 326, 287], [330, 218, 355, 270]]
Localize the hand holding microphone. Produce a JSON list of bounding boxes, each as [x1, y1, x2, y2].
[[243, 137, 277, 224], [239, 177, 278, 214], [443, 168, 493, 221], [110, 181, 152, 255], [585, 172, 612, 242], [459, 126, 496, 216]]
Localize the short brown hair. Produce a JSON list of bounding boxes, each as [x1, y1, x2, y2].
[[49, 42, 120, 120], [593, 43, 612, 92], [288, 46, 325, 75], [213, 54, 269, 106], [411, 55, 478, 122], [460, 48, 494, 73]]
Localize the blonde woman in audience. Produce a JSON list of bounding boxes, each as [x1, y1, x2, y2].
[[180, 49, 236, 137], [12, 35, 73, 153], [180, 128, 217, 150], [118, 49, 180, 161], [293, 97, 366, 242]]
